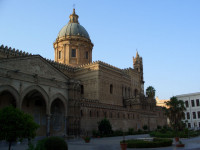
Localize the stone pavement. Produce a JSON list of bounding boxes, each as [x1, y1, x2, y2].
[[1, 134, 200, 150]]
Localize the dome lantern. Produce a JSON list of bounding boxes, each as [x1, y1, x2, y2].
[[69, 8, 79, 24]]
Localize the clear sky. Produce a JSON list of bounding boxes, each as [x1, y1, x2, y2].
[[0, 0, 200, 99]]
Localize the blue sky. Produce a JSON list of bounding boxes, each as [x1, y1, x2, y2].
[[0, 0, 200, 99]]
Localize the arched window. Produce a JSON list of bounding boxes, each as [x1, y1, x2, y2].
[[110, 84, 113, 94], [128, 88, 130, 98], [80, 110, 83, 117], [117, 113, 120, 118], [110, 112, 112, 118], [81, 85, 84, 94], [134, 89, 138, 98], [104, 112, 107, 118], [58, 51, 62, 59], [90, 110, 92, 117], [97, 111, 99, 118]]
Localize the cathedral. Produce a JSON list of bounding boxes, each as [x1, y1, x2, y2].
[[0, 9, 167, 136]]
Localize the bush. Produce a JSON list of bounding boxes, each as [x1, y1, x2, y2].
[[98, 118, 112, 135], [123, 138, 172, 148], [35, 137, 68, 150], [113, 129, 123, 136], [128, 128, 134, 135], [143, 125, 148, 131]]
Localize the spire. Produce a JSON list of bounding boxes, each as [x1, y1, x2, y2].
[[136, 49, 139, 58], [69, 8, 79, 24]]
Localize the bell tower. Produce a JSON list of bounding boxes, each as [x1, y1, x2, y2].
[[133, 51, 144, 94], [53, 9, 93, 67]]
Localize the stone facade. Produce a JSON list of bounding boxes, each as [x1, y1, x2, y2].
[[0, 9, 167, 137]]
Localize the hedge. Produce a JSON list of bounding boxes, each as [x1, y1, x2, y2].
[[122, 138, 173, 148]]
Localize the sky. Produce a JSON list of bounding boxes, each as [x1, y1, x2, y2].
[[0, 0, 200, 99]]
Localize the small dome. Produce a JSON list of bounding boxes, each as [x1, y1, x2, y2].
[[58, 9, 90, 40], [58, 23, 90, 39]]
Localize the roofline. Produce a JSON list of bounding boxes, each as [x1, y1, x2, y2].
[[176, 92, 200, 97]]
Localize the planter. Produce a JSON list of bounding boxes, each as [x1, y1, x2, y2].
[[176, 144, 185, 147], [175, 137, 179, 142], [120, 143, 127, 150], [84, 139, 90, 143]]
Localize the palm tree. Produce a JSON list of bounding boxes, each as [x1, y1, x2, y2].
[[165, 96, 186, 132], [146, 86, 156, 98]]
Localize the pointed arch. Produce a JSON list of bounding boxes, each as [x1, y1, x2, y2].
[[0, 85, 20, 108], [49, 93, 67, 116], [21, 85, 49, 112]]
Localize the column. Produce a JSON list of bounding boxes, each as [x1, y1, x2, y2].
[[64, 116, 68, 136], [46, 115, 51, 137]]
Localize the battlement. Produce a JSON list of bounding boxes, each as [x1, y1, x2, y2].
[[44, 58, 77, 72], [0, 44, 32, 57], [78, 60, 133, 76]]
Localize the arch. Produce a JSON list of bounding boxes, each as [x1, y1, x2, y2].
[[0, 85, 20, 108], [134, 89, 138, 98], [21, 85, 49, 111], [49, 93, 67, 116]]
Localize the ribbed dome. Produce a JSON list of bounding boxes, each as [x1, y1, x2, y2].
[[57, 9, 90, 40], [58, 23, 90, 39]]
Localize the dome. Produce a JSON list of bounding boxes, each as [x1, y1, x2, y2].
[[58, 23, 90, 40], [57, 9, 90, 40]]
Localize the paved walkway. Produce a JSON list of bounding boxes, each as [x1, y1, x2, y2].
[[1, 134, 200, 150]]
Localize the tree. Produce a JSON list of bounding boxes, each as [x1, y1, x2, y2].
[[165, 96, 186, 133], [0, 106, 39, 150], [98, 118, 112, 135], [146, 86, 156, 98]]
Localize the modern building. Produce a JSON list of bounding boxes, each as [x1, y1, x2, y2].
[[176, 92, 200, 130], [0, 9, 167, 136]]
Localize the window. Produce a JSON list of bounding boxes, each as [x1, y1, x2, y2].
[[97, 111, 99, 118], [196, 99, 200, 106], [90, 111, 92, 117], [185, 101, 189, 107], [85, 51, 88, 59], [188, 123, 191, 128], [110, 112, 112, 118], [104, 112, 107, 118], [198, 111, 200, 118], [199, 122, 200, 128], [191, 100, 195, 107], [187, 112, 190, 119], [110, 84, 113, 94], [71, 49, 76, 57], [193, 112, 196, 119], [80, 110, 83, 117], [59, 51, 61, 59], [123, 114, 125, 119], [81, 85, 84, 94]]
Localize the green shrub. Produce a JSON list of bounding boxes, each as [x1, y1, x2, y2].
[[98, 118, 112, 135], [143, 125, 148, 131], [128, 128, 134, 135], [35, 137, 68, 150], [113, 129, 123, 136], [123, 138, 172, 148]]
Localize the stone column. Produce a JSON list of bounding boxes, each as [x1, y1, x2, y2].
[[46, 115, 51, 137], [64, 116, 68, 136]]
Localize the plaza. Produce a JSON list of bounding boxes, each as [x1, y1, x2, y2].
[[1, 134, 200, 150]]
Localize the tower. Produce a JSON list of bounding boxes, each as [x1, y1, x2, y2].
[[133, 51, 144, 94], [53, 9, 93, 67]]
